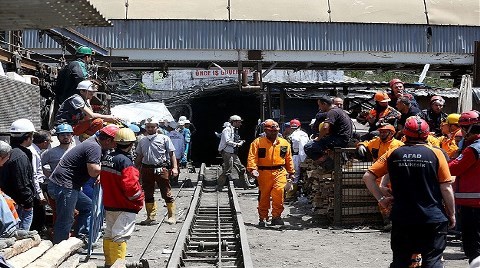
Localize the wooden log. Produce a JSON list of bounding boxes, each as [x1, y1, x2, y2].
[[1, 234, 41, 259], [26, 237, 83, 268], [57, 255, 80, 268], [9, 240, 53, 268]]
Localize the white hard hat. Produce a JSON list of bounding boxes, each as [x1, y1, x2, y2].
[[178, 120, 185, 126], [10, 118, 35, 134], [77, 80, 97, 91], [184, 119, 190, 124], [145, 117, 159, 125], [178, 116, 187, 122], [229, 115, 242, 122]]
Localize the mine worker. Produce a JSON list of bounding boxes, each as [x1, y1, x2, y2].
[[333, 97, 344, 109], [29, 130, 51, 233], [437, 113, 461, 159], [357, 91, 401, 134], [135, 117, 178, 225], [54, 46, 93, 106], [0, 119, 36, 230], [387, 79, 418, 109], [247, 119, 295, 226], [166, 121, 185, 186], [420, 96, 448, 137], [0, 141, 17, 237], [363, 116, 455, 268], [41, 123, 75, 178], [55, 80, 120, 136], [395, 95, 421, 138], [100, 128, 144, 267], [177, 120, 191, 167], [47, 125, 119, 244], [357, 124, 404, 162], [217, 115, 253, 190], [179, 115, 197, 136], [304, 96, 353, 161], [448, 110, 480, 265], [288, 119, 309, 183]]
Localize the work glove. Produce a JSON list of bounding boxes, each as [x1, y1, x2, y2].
[[357, 145, 367, 157]]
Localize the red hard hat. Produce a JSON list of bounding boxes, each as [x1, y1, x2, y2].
[[374, 92, 391, 102], [289, 119, 301, 128], [263, 119, 279, 131], [458, 110, 480, 126], [389, 79, 404, 89], [100, 124, 120, 138], [403, 116, 429, 139]]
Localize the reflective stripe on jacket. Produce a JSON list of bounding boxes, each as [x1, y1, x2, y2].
[[247, 136, 294, 174]]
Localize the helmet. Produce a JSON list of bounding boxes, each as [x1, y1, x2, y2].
[[99, 124, 120, 138], [77, 80, 97, 91], [75, 46, 93, 56], [10, 118, 35, 133], [458, 110, 480, 126], [145, 117, 159, 125], [114, 128, 136, 143], [229, 115, 242, 122], [403, 116, 429, 139], [178, 116, 187, 122], [178, 120, 185, 126], [389, 79, 404, 89], [378, 124, 396, 134], [446, 113, 460, 125], [127, 123, 140, 134], [184, 119, 191, 124], [263, 119, 279, 131], [289, 119, 301, 129], [430, 96, 445, 106], [374, 92, 391, 103], [55, 123, 73, 134]]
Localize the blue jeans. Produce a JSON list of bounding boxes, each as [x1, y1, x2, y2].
[[47, 181, 92, 244], [17, 206, 33, 231], [0, 195, 17, 237]]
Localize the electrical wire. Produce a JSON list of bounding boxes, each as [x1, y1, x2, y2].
[[0, 39, 62, 63]]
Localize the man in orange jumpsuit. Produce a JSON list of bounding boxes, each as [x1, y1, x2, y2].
[[247, 119, 295, 227], [357, 124, 404, 162]]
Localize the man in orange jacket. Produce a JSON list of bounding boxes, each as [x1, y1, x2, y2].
[[247, 119, 295, 227], [357, 124, 404, 162]]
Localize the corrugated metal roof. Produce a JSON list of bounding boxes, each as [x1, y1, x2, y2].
[[0, 0, 111, 31], [23, 20, 480, 53]]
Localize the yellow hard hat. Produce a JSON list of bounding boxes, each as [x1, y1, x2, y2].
[[446, 113, 460, 125], [114, 128, 136, 143]]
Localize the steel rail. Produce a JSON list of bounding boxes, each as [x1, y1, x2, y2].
[[217, 183, 223, 267]]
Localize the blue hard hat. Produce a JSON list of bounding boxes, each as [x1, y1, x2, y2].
[[128, 123, 140, 134], [55, 123, 73, 134]]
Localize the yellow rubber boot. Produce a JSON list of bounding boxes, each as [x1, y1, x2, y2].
[[103, 239, 114, 267], [166, 202, 176, 224], [140, 202, 157, 225], [110, 241, 127, 265]]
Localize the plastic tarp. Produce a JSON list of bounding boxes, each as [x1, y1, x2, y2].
[[111, 102, 174, 123]]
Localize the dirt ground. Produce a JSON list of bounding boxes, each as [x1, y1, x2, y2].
[[86, 169, 469, 267]]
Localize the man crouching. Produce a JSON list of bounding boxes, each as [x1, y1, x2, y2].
[[100, 128, 145, 267]]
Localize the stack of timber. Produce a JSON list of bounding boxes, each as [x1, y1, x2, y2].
[[301, 158, 382, 225], [1, 235, 98, 268]]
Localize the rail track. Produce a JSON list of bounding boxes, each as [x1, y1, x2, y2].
[[167, 163, 253, 268]]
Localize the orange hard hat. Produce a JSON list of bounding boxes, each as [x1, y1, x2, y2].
[[378, 124, 396, 134], [389, 79, 404, 89], [264, 119, 279, 131], [374, 92, 391, 103], [99, 124, 120, 138]]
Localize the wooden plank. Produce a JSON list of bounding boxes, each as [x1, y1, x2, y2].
[[57, 255, 80, 268], [9, 240, 53, 268], [26, 237, 83, 268], [1, 234, 41, 259]]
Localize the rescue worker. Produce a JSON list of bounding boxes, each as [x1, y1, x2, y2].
[[217, 115, 252, 190], [288, 119, 309, 183], [100, 128, 144, 267], [449, 110, 480, 264], [387, 79, 418, 109], [166, 121, 185, 186], [135, 117, 178, 225], [29, 131, 51, 233], [395, 95, 421, 138], [420, 96, 447, 137], [437, 113, 461, 159], [304, 96, 353, 161], [47, 125, 119, 244], [54, 46, 93, 106], [177, 120, 191, 167], [363, 116, 455, 268], [41, 123, 75, 177], [247, 119, 295, 226], [357, 91, 401, 133], [55, 80, 120, 136], [0, 119, 36, 230]]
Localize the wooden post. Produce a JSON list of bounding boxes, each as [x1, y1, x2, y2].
[[333, 147, 343, 226]]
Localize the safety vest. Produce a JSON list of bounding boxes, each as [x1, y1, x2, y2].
[[454, 139, 480, 207]]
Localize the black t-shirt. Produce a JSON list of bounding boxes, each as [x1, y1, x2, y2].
[[325, 107, 353, 142], [49, 138, 102, 190], [399, 106, 422, 126], [312, 112, 327, 135], [387, 144, 448, 224]]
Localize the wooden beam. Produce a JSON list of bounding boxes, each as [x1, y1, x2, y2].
[[9, 240, 53, 268], [57, 255, 80, 268], [2, 234, 41, 259], [26, 237, 83, 268]]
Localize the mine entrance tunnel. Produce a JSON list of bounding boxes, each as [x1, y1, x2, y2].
[[189, 89, 261, 166]]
